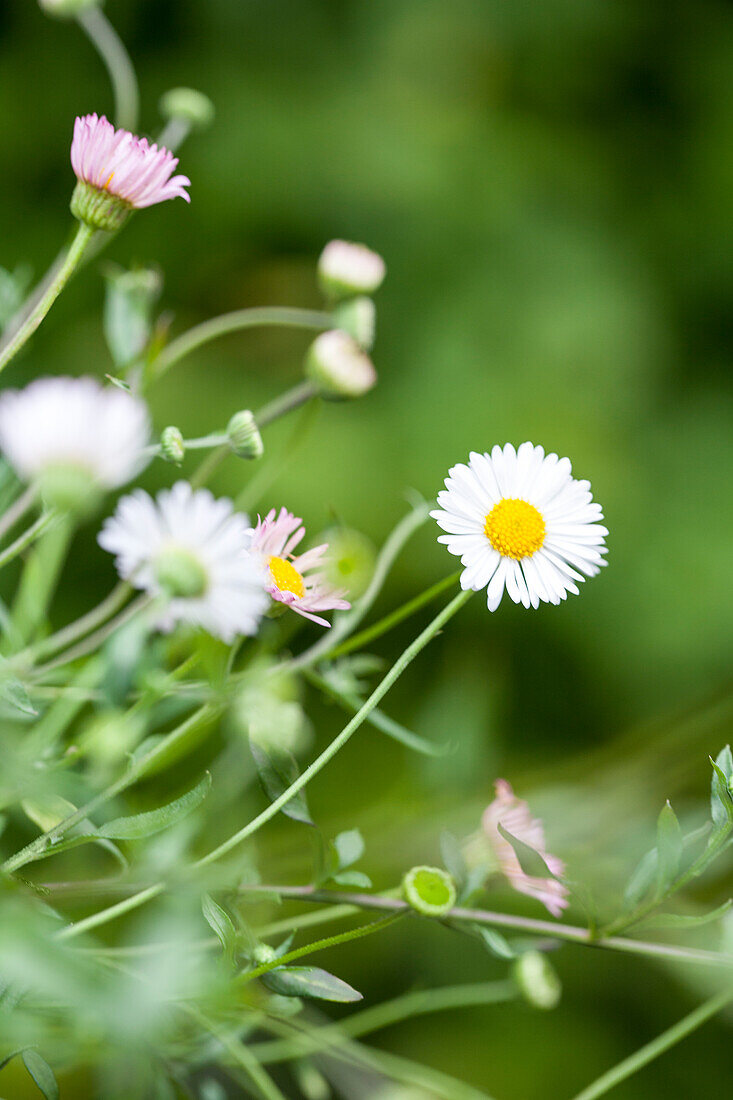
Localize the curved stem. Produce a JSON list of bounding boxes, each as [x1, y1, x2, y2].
[[30, 594, 152, 677], [0, 223, 94, 374], [0, 486, 38, 543], [569, 988, 733, 1100], [77, 7, 139, 131], [0, 510, 58, 570], [14, 581, 132, 668], [150, 308, 332, 383]]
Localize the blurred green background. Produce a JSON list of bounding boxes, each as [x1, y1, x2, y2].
[[1, 1, 732, 1097]]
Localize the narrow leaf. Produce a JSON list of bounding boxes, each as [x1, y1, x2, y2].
[[624, 847, 657, 909], [201, 894, 237, 964], [0, 673, 37, 717], [260, 966, 362, 1003], [710, 750, 733, 828], [655, 801, 683, 894], [497, 823, 557, 880], [475, 925, 516, 959], [636, 899, 732, 932], [249, 739, 312, 825], [331, 870, 372, 888], [98, 773, 211, 839], [21, 1050, 59, 1100], [332, 828, 364, 870]]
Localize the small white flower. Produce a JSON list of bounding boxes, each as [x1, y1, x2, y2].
[[305, 330, 377, 399], [318, 240, 386, 298], [431, 442, 608, 611], [98, 482, 268, 642], [0, 376, 150, 490]]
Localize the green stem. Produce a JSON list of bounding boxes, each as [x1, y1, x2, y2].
[[241, 913, 402, 985], [30, 594, 152, 677], [0, 485, 38, 543], [77, 7, 139, 131], [56, 884, 164, 942], [251, 980, 516, 1065], [284, 499, 432, 673], [329, 570, 462, 659], [0, 510, 58, 570], [195, 586, 471, 868], [0, 223, 95, 374], [569, 988, 733, 1100], [182, 1005, 288, 1100], [14, 581, 132, 669], [9, 514, 74, 648], [151, 309, 332, 383]]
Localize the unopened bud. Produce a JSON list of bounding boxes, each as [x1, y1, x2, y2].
[[319, 526, 376, 600], [253, 943, 277, 966], [39, 0, 100, 17], [305, 330, 376, 400], [332, 296, 376, 350], [159, 88, 215, 131], [403, 866, 456, 917], [318, 240, 386, 301], [160, 426, 185, 465], [513, 950, 562, 1010], [227, 410, 263, 459]]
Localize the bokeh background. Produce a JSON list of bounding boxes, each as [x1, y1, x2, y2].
[[1, 1, 732, 1097]]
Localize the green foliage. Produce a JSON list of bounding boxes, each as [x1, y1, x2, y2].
[[260, 966, 362, 1003]]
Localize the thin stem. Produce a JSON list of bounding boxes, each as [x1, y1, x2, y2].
[[0, 485, 37, 543], [240, 885, 733, 970], [9, 514, 74, 648], [183, 1005, 288, 1100], [151, 308, 332, 383], [77, 7, 139, 131], [241, 913, 402, 984], [251, 980, 517, 1065], [14, 581, 132, 668], [195, 586, 471, 868], [0, 223, 95, 374], [569, 988, 733, 1100], [284, 499, 432, 673], [30, 593, 152, 676], [0, 510, 58, 570], [56, 885, 164, 942], [329, 569, 463, 659]]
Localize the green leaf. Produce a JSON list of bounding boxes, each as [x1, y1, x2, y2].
[[332, 828, 365, 870], [98, 772, 211, 839], [636, 899, 732, 932], [655, 801, 683, 894], [0, 663, 37, 717], [103, 264, 161, 367], [0, 264, 32, 330], [440, 830, 468, 892], [21, 1050, 59, 1100], [201, 894, 238, 964], [623, 847, 657, 909], [710, 749, 733, 829], [260, 966, 362, 1003], [331, 870, 372, 888], [249, 738, 312, 825], [497, 823, 557, 880], [474, 925, 516, 959]]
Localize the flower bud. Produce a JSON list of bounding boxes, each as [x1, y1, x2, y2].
[[155, 546, 208, 599], [39, 0, 100, 17], [513, 950, 562, 1010], [318, 240, 386, 301], [305, 330, 377, 401], [71, 180, 130, 233], [252, 943, 277, 966], [403, 866, 456, 917], [332, 295, 376, 350], [159, 88, 216, 131], [160, 426, 185, 466], [318, 526, 376, 601], [227, 410, 264, 459]]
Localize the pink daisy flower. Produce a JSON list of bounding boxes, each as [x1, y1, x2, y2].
[[71, 113, 190, 209], [481, 780, 569, 918], [249, 507, 350, 627]]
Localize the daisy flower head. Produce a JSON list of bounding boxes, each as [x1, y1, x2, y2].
[[70, 114, 190, 230], [482, 780, 569, 918], [431, 443, 607, 611], [0, 376, 150, 512], [249, 507, 351, 628], [98, 482, 268, 643]]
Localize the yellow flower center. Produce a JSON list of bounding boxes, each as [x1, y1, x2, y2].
[[269, 556, 305, 598], [484, 498, 546, 560]]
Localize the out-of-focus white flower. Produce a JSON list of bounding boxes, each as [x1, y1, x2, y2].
[[0, 376, 150, 507], [248, 507, 350, 627], [431, 442, 607, 611], [305, 330, 377, 399], [318, 239, 386, 299], [481, 779, 569, 918], [98, 482, 268, 642]]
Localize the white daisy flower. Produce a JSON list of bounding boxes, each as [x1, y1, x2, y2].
[[98, 482, 268, 642], [0, 376, 150, 493], [431, 442, 607, 611]]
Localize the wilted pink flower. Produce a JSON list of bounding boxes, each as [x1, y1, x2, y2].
[[482, 780, 569, 918], [71, 114, 190, 208], [249, 507, 350, 627]]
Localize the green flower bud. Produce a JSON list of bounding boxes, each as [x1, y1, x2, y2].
[[160, 426, 185, 466], [305, 330, 377, 401], [71, 180, 130, 233], [332, 295, 376, 350], [318, 240, 386, 301], [39, 0, 100, 18], [403, 866, 457, 917], [252, 943, 277, 966], [159, 88, 216, 130], [155, 546, 208, 599], [227, 410, 264, 459], [513, 950, 562, 1010], [318, 526, 376, 600]]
